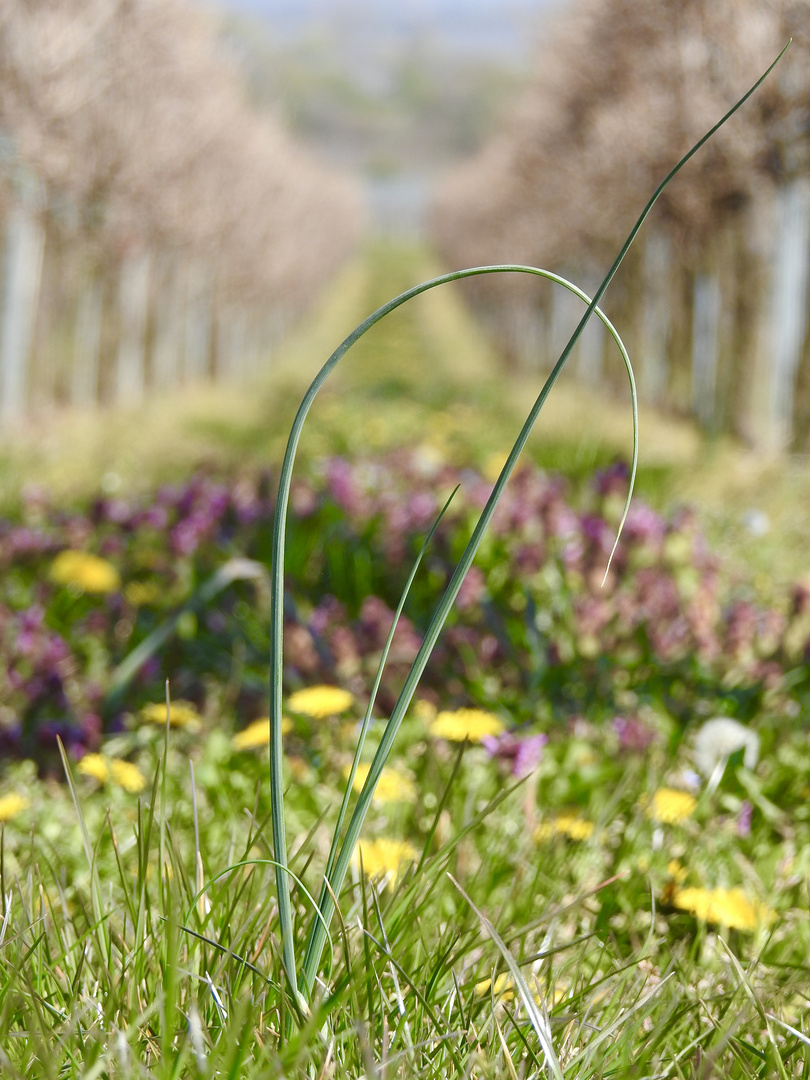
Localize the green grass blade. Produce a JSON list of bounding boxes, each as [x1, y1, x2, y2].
[[448, 873, 563, 1080], [56, 738, 110, 973], [184, 858, 334, 980], [107, 557, 267, 706]]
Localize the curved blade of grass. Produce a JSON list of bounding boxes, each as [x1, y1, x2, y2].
[[107, 557, 267, 706], [184, 857, 334, 988], [296, 47, 789, 996], [274, 267, 630, 997], [275, 46, 789, 999], [160, 917, 281, 989], [322, 486, 459, 893]]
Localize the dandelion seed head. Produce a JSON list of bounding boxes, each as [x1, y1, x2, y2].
[[693, 717, 759, 778]]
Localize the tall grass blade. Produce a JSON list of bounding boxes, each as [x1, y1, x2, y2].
[[107, 558, 267, 707], [57, 737, 110, 972], [300, 278, 632, 994]]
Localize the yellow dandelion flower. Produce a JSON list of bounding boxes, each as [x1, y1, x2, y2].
[[474, 972, 558, 1006], [344, 762, 417, 803], [647, 788, 697, 825], [671, 886, 776, 931], [429, 708, 505, 743], [124, 581, 163, 607], [534, 810, 595, 843], [667, 860, 688, 883], [287, 685, 354, 719], [0, 794, 28, 821], [140, 701, 202, 731], [109, 760, 147, 793], [232, 716, 292, 750], [78, 754, 110, 784], [475, 972, 515, 1000], [50, 550, 120, 594], [78, 754, 146, 793], [351, 838, 418, 885]]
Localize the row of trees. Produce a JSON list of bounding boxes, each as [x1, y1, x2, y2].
[[0, 0, 363, 417], [431, 0, 810, 449]]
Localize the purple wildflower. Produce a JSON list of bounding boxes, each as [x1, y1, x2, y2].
[[737, 800, 753, 838], [593, 460, 629, 497], [482, 731, 547, 777], [612, 714, 656, 752]]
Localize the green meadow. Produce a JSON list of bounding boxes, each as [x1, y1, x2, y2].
[[1, 238, 810, 1078]]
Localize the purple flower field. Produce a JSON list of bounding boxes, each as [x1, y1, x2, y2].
[[2, 451, 807, 771]]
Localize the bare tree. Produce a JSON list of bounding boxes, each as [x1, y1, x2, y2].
[[0, 0, 363, 412]]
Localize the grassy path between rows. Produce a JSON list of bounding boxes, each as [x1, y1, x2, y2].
[[0, 239, 807, 590]]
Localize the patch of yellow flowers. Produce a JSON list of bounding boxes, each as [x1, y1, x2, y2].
[[231, 716, 292, 750], [78, 754, 146, 794], [534, 811, 595, 843], [344, 762, 416, 803], [645, 788, 697, 825], [351, 838, 418, 885], [139, 701, 202, 731], [0, 794, 29, 821], [670, 886, 776, 931]]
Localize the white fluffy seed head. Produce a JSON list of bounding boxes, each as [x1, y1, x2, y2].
[[693, 717, 760, 777]]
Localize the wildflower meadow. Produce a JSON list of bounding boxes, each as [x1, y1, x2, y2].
[[0, 44, 809, 1080]]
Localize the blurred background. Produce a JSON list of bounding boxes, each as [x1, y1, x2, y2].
[[2, 0, 810, 580]]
